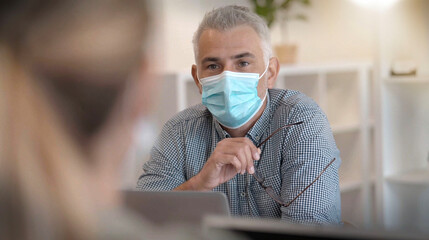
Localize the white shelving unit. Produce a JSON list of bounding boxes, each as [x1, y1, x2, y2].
[[276, 62, 374, 228], [377, 76, 429, 232], [159, 62, 374, 227], [372, 1, 429, 232]]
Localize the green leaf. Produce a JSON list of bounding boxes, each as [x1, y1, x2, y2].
[[280, 0, 292, 9], [299, 0, 311, 6], [248, 0, 311, 27], [294, 14, 307, 21]]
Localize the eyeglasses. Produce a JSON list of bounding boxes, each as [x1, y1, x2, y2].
[[256, 121, 304, 149], [252, 121, 336, 207]]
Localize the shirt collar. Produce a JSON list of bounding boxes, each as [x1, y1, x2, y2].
[[213, 91, 272, 144], [213, 117, 229, 139], [246, 91, 272, 145]]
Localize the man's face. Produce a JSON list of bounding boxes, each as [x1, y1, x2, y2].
[[194, 25, 269, 100]]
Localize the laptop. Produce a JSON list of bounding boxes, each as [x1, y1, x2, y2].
[[123, 190, 230, 226]]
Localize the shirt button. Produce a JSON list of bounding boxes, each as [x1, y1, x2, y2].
[[240, 192, 246, 197]]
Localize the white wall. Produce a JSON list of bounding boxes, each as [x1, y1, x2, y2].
[[159, 0, 250, 73], [271, 0, 377, 64], [158, 0, 428, 75], [379, 0, 429, 76], [159, 0, 378, 73]]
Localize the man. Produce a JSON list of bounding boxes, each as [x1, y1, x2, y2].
[[137, 5, 341, 225]]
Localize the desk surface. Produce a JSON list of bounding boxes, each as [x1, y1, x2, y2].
[[203, 216, 428, 240]]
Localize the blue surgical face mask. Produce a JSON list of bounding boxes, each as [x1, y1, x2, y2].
[[198, 64, 269, 129]]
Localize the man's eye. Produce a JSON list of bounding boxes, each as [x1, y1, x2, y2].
[[207, 64, 219, 70], [238, 61, 249, 67]]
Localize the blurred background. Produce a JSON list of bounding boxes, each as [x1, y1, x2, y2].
[[71, 0, 429, 234]]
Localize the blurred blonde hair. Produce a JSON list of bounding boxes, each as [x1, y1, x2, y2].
[[0, 0, 149, 239], [0, 47, 96, 239]]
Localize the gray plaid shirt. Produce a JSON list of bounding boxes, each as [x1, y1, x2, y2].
[[137, 89, 341, 224]]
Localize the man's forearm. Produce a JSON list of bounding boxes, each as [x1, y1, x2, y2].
[[174, 174, 211, 191]]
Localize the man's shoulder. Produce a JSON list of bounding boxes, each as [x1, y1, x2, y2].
[[164, 103, 211, 129], [269, 88, 320, 112]]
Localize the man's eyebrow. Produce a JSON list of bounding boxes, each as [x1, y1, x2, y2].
[[201, 53, 255, 64], [201, 57, 220, 64], [232, 52, 255, 59]]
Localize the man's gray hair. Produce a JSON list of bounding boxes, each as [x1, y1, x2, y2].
[[192, 5, 272, 64]]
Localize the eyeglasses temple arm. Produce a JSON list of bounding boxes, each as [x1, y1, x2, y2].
[[283, 157, 336, 207], [257, 121, 304, 148]]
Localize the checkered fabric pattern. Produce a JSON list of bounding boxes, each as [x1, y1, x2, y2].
[[137, 89, 342, 225]]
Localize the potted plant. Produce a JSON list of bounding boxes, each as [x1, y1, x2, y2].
[[249, 0, 311, 64]]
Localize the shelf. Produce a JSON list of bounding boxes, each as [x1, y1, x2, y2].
[[340, 177, 375, 193], [175, 72, 193, 83], [332, 119, 375, 134], [385, 168, 429, 186], [340, 180, 362, 192], [332, 122, 360, 134], [384, 76, 429, 84], [279, 62, 372, 76]]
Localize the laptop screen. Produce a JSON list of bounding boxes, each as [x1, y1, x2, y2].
[[123, 191, 230, 226]]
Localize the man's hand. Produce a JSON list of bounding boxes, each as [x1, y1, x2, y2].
[[175, 138, 260, 191]]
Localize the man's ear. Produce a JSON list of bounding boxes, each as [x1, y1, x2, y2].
[[191, 64, 202, 94], [267, 57, 280, 89]]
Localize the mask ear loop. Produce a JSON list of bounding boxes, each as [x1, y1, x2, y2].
[[196, 70, 202, 85], [258, 62, 270, 80], [259, 62, 270, 102]]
